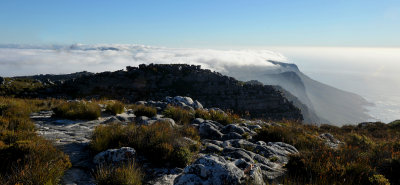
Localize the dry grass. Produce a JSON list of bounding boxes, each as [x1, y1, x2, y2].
[[195, 109, 239, 125], [129, 104, 157, 118], [0, 97, 71, 184], [253, 121, 400, 185], [163, 106, 194, 124], [53, 101, 101, 120], [94, 161, 142, 185], [90, 121, 200, 167], [105, 100, 125, 115]]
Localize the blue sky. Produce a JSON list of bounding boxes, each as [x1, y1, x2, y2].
[[1, 0, 399, 48]]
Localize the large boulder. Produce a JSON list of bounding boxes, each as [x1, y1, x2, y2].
[[199, 121, 224, 140], [166, 96, 203, 109], [221, 124, 246, 135], [174, 155, 244, 185], [93, 147, 136, 165], [175, 154, 265, 185]]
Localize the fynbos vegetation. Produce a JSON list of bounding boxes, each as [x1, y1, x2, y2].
[[0, 97, 71, 185]]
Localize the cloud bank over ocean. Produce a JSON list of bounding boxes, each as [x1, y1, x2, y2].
[[0, 44, 286, 77]]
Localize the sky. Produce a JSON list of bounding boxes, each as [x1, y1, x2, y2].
[[1, 0, 400, 48], [0, 1, 399, 122]]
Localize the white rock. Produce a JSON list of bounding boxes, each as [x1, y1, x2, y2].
[[93, 147, 136, 165]]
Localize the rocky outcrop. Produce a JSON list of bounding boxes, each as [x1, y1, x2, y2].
[[37, 64, 303, 121], [33, 96, 299, 185]]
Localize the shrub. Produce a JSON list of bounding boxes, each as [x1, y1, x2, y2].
[[0, 97, 71, 184], [163, 106, 194, 124], [0, 134, 71, 185], [53, 101, 101, 120], [131, 104, 157, 118], [105, 101, 125, 115], [95, 161, 142, 185], [194, 109, 210, 119], [90, 121, 200, 167], [195, 109, 238, 125], [209, 110, 233, 125], [171, 146, 192, 167], [90, 123, 125, 153], [346, 133, 375, 149]]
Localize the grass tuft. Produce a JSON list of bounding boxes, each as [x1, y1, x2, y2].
[[53, 101, 101, 120], [105, 101, 125, 115], [130, 104, 157, 118], [163, 106, 194, 125], [94, 161, 142, 185]]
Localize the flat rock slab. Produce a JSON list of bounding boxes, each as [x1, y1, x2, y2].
[[32, 112, 112, 185]]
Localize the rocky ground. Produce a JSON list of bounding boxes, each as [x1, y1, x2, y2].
[[32, 96, 300, 185], [31, 111, 104, 185]]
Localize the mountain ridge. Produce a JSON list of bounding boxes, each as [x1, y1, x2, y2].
[[2, 64, 304, 122]]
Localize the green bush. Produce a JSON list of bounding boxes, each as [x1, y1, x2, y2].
[[90, 123, 125, 153], [163, 106, 194, 124], [171, 146, 192, 167], [346, 133, 375, 149], [53, 101, 101, 120], [131, 104, 157, 118], [105, 101, 125, 115], [95, 161, 142, 185]]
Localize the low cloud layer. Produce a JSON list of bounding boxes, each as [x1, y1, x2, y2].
[[0, 44, 286, 77], [1, 44, 399, 123]]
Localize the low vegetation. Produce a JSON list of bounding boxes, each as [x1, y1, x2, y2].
[[104, 100, 125, 115], [94, 161, 143, 185], [0, 78, 46, 97], [90, 121, 200, 168], [254, 121, 400, 185], [195, 109, 239, 125], [162, 106, 239, 125], [53, 101, 101, 120], [163, 106, 194, 124], [0, 97, 71, 184], [129, 104, 157, 118]]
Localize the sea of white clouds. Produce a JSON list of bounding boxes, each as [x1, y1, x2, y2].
[[0, 44, 286, 77], [0, 44, 399, 123]]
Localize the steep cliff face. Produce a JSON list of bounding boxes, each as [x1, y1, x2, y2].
[[39, 64, 302, 121], [223, 60, 371, 125]]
